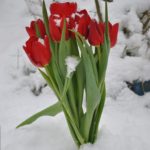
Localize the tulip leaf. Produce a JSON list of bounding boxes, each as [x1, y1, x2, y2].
[[89, 82, 106, 143], [76, 60, 85, 118], [42, 0, 50, 37], [39, 69, 60, 98], [104, 0, 110, 48], [42, 0, 55, 55], [58, 20, 70, 77], [66, 39, 79, 56], [16, 102, 62, 128], [76, 34, 100, 141], [68, 38, 85, 118], [77, 34, 98, 84]]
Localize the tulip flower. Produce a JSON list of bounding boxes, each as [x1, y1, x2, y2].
[[76, 10, 91, 38], [49, 15, 70, 42], [26, 19, 46, 39], [49, 2, 92, 41], [49, 2, 91, 40], [50, 2, 77, 17], [49, 15, 62, 42], [88, 20, 104, 46], [88, 20, 119, 47], [108, 22, 119, 47], [23, 36, 52, 67]]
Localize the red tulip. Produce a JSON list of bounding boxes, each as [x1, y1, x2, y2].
[[49, 2, 92, 41], [76, 10, 91, 38], [49, 15, 61, 42], [88, 20, 104, 46], [23, 36, 52, 67], [49, 15, 69, 42], [50, 2, 77, 17], [68, 16, 76, 38], [108, 22, 119, 48], [26, 19, 46, 39]]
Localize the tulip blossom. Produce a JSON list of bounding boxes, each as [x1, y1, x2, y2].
[[26, 19, 46, 39], [108, 22, 119, 47], [23, 36, 51, 67], [76, 10, 91, 38], [49, 15, 70, 42], [88, 20, 119, 47], [50, 2, 77, 17], [88, 20, 104, 46], [49, 2, 91, 41]]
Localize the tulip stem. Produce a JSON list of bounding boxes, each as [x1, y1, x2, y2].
[[45, 66, 60, 97], [95, 0, 103, 22], [45, 65, 85, 145], [97, 46, 102, 83]]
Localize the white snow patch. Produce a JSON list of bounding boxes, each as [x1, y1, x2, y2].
[[65, 56, 80, 77]]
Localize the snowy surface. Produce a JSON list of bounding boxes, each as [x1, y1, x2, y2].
[[0, 0, 150, 150]]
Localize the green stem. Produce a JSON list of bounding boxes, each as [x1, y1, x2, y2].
[[94, 0, 103, 22], [68, 82, 80, 127], [60, 76, 85, 145], [45, 66, 60, 97], [97, 46, 102, 82], [45, 65, 85, 146], [65, 114, 81, 147], [61, 98, 85, 145]]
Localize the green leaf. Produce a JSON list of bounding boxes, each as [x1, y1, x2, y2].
[[58, 20, 70, 77], [39, 69, 52, 87], [76, 35, 100, 141], [42, 0, 50, 37], [39, 69, 60, 98], [78, 34, 98, 84], [16, 102, 62, 128], [104, 0, 110, 49], [66, 39, 79, 56], [76, 60, 85, 118], [42, 0, 55, 55], [89, 82, 106, 143], [66, 36, 85, 120]]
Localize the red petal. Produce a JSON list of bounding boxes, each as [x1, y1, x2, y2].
[[68, 17, 76, 38], [49, 16, 61, 42], [36, 19, 46, 38], [60, 17, 70, 40], [78, 9, 89, 16], [23, 37, 38, 66], [109, 23, 119, 47], [23, 37, 51, 67], [32, 41, 51, 67], [26, 26, 36, 37], [50, 2, 77, 17], [88, 20, 104, 46], [26, 19, 46, 39], [77, 11, 91, 38], [24, 36, 37, 53]]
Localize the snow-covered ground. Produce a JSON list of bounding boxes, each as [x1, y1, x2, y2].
[[0, 0, 150, 150]]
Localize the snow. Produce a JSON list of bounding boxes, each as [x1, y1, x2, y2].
[[0, 0, 150, 150], [65, 56, 80, 77]]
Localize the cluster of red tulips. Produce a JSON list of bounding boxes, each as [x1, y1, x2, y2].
[[23, 2, 118, 68], [19, 0, 119, 148]]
